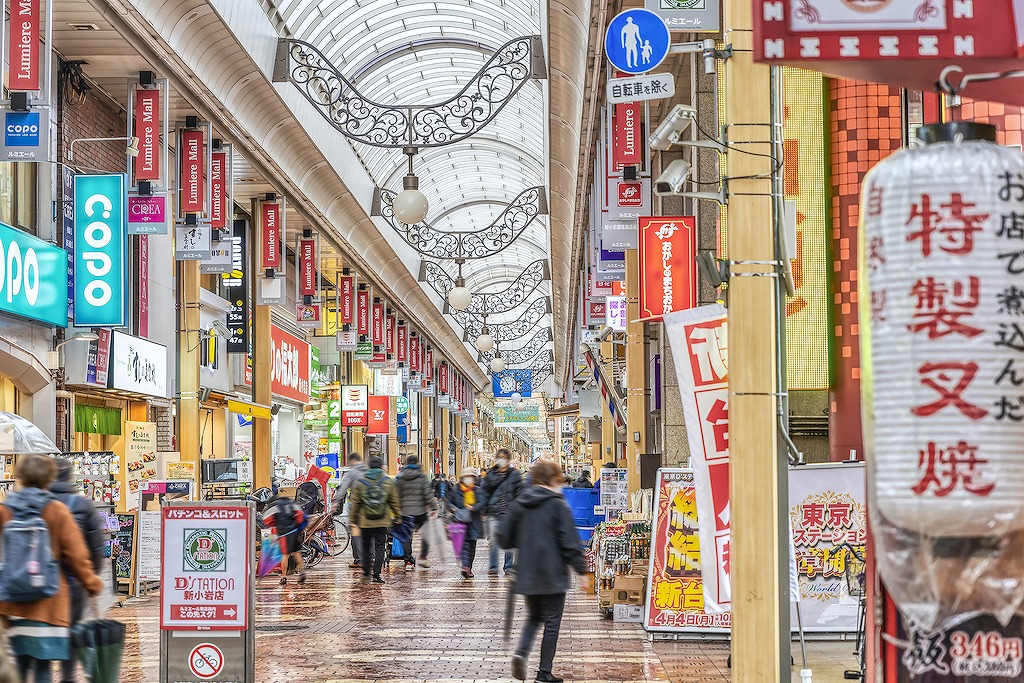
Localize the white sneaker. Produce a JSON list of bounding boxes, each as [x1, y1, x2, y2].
[[419, 559, 432, 568]]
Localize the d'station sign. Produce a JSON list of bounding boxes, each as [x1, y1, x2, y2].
[[74, 174, 128, 327], [638, 216, 697, 321]]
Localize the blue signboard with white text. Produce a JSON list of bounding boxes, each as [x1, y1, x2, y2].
[[605, 8, 670, 75], [492, 369, 533, 398], [73, 174, 128, 327], [0, 221, 68, 327]]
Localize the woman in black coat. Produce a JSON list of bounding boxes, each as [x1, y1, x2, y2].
[[497, 460, 589, 683], [447, 467, 484, 578]]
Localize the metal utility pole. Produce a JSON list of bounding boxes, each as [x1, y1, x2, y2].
[[724, 0, 787, 679]]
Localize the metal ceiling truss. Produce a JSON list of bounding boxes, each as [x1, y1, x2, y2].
[[375, 185, 547, 259], [479, 328, 553, 364], [274, 35, 546, 148], [420, 259, 549, 315], [462, 297, 551, 343]]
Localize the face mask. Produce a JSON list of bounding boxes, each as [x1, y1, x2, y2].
[[497, 458, 509, 468], [461, 477, 474, 485]]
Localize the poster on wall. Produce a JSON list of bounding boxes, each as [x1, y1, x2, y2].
[[788, 463, 866, 633], [644, 468, 731, 634], [598, 468, 629, 517], [124, 421, 158, 510]]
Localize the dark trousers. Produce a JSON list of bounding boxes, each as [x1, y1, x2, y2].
[[403, 513, 429, 564], [460, 538, 478, 570], [515, 593, 566, 676], [59, 593, 86, 683], [351, 527, 363, 564], [17, 656, 52, 683], [361, 527, 387, 578]]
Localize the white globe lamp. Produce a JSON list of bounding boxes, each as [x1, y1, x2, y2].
[[490, 356, 506, 373], [511, 392, 522, 403], [448, 278, 473, 311], [393, 186, 428, 224], [475, 326, 494, 353]]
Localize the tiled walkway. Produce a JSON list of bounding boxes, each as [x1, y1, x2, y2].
[[114, 540, 857, 682]]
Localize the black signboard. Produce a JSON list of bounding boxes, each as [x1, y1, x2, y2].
[[224, 219, 248, 353], [113, 513, 136, 580]]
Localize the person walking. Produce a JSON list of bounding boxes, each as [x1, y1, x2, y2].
[[332, 452, 369, 568], [348, 456, 401, 584], [480, 449, 523, 576], [395, 454, 435, 570], [498, 460, 589, 683], [448, 467, 484, 579], [0, 454, 105, 683], [263, 491, 307, 586], [49, 460, 107, 683]]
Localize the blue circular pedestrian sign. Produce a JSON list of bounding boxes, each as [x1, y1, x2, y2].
[[605, 8, 671, 75]]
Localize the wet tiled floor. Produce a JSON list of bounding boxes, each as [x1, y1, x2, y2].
[[114, 540, 858, 682]]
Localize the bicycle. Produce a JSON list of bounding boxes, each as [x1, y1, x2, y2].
[[839, 542, 867, 681], [323, 513, 351, 557]]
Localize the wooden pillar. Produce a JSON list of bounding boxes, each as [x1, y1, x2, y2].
[[725, 0, 785, 677], [440, 407, 450, 476], [625, 250, 646, 495], [252, 284, 272, 491], [176, 259, 201, 489], [600, 340, 617, 471]]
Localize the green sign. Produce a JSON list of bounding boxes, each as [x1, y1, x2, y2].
[[327, 399, 341, 441], [494, 404, 540, 425], [396, 396, 410, 414], [0, 221, 68, 327], [354, 340, 373, 361], [183, 529, 227, 572]]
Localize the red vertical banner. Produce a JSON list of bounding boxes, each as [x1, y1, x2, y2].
[[210, 152, 226, 229], [425, 348, 434, 382], [8, 0, 41, 91], [397, 322, 408, 363], [367, 395, 391, 435], [139, 236, 149, 338], [611, 102, 642, 171], [371, 299, 384, 347], [339, 275, 354, 325], [637, 216, 697, 321], [357, 288, 370, 336], [260, 203, 281, 270], [385, 313, 395, 357], [180, 130, 205, 213], [409, 333, 421, 373], [298, 238, 317, 297], [134, 89, 160, 182], [439, 362, 449, 395]]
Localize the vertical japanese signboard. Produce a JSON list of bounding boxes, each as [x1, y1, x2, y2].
[[409, 334, 421, 374], [341, 385, 368, 427], [8, 0, 41, 91], [74, 174, 128, 327], [664, 304, 730, 613], [260, 202, 281, 270], [638, 216, 697, 321], [179, 130, 204, 213], [371, 299, 384, 347], [134, 89, 160, 181], [357, 288, 370, 336], [224, 220, 247, 354], [606, 295, 627, 330], [644, 469, 731, 634], [397, 322, 408, 364], [269, 325, 310, 403], [611, 102, 642, 170]]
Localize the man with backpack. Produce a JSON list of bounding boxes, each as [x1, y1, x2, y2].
[[332, 451, 369, 568], [395, 454, 435, 570], [49, 459, 108, 683], [480, 448, 524, 576], [348, 456, 401, 583], [263, 490, 308, 586]]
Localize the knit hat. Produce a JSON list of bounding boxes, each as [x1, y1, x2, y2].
[[460, 467, 478, 479]]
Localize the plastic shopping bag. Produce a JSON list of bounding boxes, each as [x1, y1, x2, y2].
[[258, 536, 284, 577]]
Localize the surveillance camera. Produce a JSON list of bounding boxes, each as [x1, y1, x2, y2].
[[211, 320, 231, 337], [654, 159, 693, 196], [649, 104, 697, 151], [595, 326, 613, 342]]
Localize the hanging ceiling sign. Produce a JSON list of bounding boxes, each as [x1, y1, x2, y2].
[[493, 369, 533, 398], [298, 237, 317, 298], [0, 220, 67, 327], [638, 216, 697, 322], [357, 288, 370, 337], [385, 313, 395, 357], [127, 195, 167, 235], [260, 202, 282, 271], [438, 363, 449, 396], [397, 322, 408, 364], [339, 274, 354, 325], [336, 329, 357, 352], [270, 325, 310, 403], [74, 174, 128, 327], [8, 0, 42, 91], [608, 72, 676, 104], [371, 299, 384, 348], [409, 334, 421, 373], [174, 225, 211, 261], [645, 0, 719, 33], [179, 130, 204, 213], [341, 385, 368, 427], [367, 395, 390, 434], [110, 331, 168, 397], [134, 89, 160, 182], [425, 347, 434, 382], [374, 369, 403, 397], [223, 219, 248, 354], [605, 8, 671, 75], [0, 106, 49, 161], [210, 151, 227, 229], [611, 102, 643, 171], [610, 179, 651, 222]]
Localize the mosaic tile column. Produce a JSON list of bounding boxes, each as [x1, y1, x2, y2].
[[828, 80, 903, 461]]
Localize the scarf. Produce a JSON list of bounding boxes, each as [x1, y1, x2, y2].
[[461, 482, 476, 507]]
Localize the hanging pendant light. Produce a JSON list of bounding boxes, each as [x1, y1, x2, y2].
[[393, 146, 429, 224], [475, 324, 494, 353], [490, 341, 505, 373], [448, 259, 473, 311]]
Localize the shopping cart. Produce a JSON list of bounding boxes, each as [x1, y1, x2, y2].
[[839, 543, 867, 681]]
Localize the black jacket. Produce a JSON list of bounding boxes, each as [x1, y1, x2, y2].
[[480, 466, 524, 517], [49, 480, 107, 598], [497, 486, 586, 595], [395, 465, 434, 516]]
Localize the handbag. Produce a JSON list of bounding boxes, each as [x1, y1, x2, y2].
[[454, 507, 473, 524]]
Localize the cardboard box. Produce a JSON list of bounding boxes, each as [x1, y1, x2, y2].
[[581, 572, 596, 594], [599, 588, 614, 608], [614, 574, 645, 593], [613, 604, 643, 623], [615, 589, 645, 606]]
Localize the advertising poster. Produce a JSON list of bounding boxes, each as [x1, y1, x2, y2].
[[664, 304, 731, 613], [644, 468, 731, 634], [599, 468, 629, 517], [341, 385, 369, 427], [788, 463, 866, 633], [124, 421, 158, 510]]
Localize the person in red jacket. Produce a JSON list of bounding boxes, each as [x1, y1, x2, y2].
[[263, 492, 307, 586]]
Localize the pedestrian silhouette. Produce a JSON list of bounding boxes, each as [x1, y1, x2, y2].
[[641, 40, 652, 65], [621, 17, 642, 69]]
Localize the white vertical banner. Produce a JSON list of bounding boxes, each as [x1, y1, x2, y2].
[[664, 304, 731, 613]]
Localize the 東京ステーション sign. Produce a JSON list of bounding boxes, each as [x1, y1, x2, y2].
[[74, 174, 128, 327], [0, 221, 68, 327]]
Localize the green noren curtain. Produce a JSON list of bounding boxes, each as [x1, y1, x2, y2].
[[75, 405, 122, 436]]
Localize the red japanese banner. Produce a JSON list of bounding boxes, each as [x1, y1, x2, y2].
[[339, 275, 354, 325], [298, 238, 317, 297], [269, 325, 310, 403], [638, 216, 697, 322], [260, 203, 281, 270], [644, 469, 731, 634], [409, 333, 421, 373], [356, 288, 369, 336], [439, 362, 449, 395], [425, 348, 434, 381], [397, 322, 408, 363], [371, 300, 384, 347], [8, 0, 41, 91], [210, 152, 226, 229], [664, 304, 730, 614], [180, 130, 204, 213], [385, 313, 395, 356], [367, 395, 390, 435], [611, 102, 642, 171], [134, 89, 160, 181]]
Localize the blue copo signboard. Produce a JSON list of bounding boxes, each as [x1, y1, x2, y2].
[[74, 174, 128, 327], [0, 222, 68, 327]]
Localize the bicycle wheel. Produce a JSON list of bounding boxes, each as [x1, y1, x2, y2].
[[302, 541, 325, 568], [330, 516, 351, 556]]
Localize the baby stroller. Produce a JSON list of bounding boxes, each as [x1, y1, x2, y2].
[[296, 480, 325, 516]]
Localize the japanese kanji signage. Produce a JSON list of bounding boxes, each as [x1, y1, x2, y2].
[[269, 325, 310, 403], [341, 385, 368, 427], [607, 72, 676, 104], [861, 137, 1024, 629], [639, 216, 698, 321], [644, 469, 731, 634], [645, 0, 719, 33], [664, 304, 730, 614], [160, 505, 250, 630], [606, 295, 627, 331]]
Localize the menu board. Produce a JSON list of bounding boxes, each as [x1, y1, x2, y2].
[[113, 513, 137, 581], [124, 421, 158, 510]]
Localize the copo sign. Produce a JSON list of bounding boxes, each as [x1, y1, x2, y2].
[[0, 221, 67, 327], [74, 174, 127, 327]]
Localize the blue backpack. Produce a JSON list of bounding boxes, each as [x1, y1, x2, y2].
[[0, 502, 60, 603]]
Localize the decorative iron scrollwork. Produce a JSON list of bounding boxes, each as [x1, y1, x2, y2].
[[379, 186, 546, 258], [421, 259, 549, 314], [479, 328, 552, 364], [462, 297, 550, 343], [275, 35, 545, 148]]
